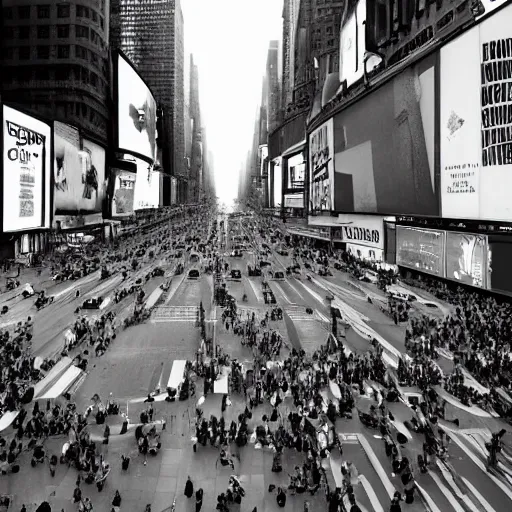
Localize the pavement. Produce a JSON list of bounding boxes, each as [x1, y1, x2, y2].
[[3, 217, 512, 511]]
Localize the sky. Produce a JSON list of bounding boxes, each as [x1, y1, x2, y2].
[[181, 0, 284, 206]]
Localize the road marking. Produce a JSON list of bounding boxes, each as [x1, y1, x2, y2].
[[461, 476, 499, 512], [246, 277, 264, 303], [272, 282, 291, 304], [285, 279, 306, 301], [416, 483, 442, 512], [358, 475, 384, 512], [294, 279, 325, 305], [428, 470, 465, 512], [435, 461, 480, 512]]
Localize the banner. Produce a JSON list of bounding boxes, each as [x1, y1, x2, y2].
[[396, 226, 445, 277], [273, 164, 282, 208], [133, 160, 160, 210], [331, 214, 385, 249], [445, 232, 487, 288], [333, 53, 437, 216], [286, 152, 305, 189], [284, 194, 304, 208], [309, 118, 334, 212], [2, 105, 50, 232], [112, 169, 136, 216], [117, 52, 157, 162], [441, 5, 512, 221]]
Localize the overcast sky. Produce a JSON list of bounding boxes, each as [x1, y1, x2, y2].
[[181, 0, 283, 206]]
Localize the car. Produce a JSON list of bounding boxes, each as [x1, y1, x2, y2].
[[231, 250, 243, 258], [360, 270, 379, 284], [83, 296, 103, 309], [259, 260, 271, 268], [230, 269, 242, 280], [273, 271, 285, 281], [276, 249, 289, 256], [263, 290, 276, 304], [188, 269, 200, 280]]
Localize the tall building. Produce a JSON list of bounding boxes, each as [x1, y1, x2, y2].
[[281, 0, 301, 111], [1, 0, 110, 145], [189, 54, 202, 203], [110, 0, 186, 201], [266, 40, 280, 133]]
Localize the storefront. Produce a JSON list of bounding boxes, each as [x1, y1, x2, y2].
[[282, 141, 306, 218]]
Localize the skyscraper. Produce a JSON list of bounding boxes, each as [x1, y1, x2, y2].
[[110, 0, 186, 201], [189, 54, 202, 203]]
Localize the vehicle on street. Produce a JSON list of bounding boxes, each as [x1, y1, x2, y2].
[[230, 269, 242, 281], [82, 296, 103, 309], [188, 268, 200, 280], [273, 271, 285, 281]]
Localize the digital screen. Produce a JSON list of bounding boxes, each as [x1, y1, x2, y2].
[[445, 232, 486, 288], [333, 53, 438, 216], [3, 105, 50, 232], [396, 226, 445, 277], [309, 118, 334, 211], [133, 160, 160, 210], [287, 153, 305, 189], [112, 169, 136, 216], [117, 53, 157, 162], [273, 165, 282, 208], [487, 234, 512, 295]]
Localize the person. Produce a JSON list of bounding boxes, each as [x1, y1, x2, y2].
[[195, 488, 203, 512], [112, 491, 122, 508], [276, 487, 286, 508], [35, 503, 51, 512], [390, 496, 402, 512], [184, 476, 194, 498]]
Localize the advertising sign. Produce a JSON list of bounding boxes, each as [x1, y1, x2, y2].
[[347, 243, 383, 262], [133, 160, 160, 210], [117, 52, 157, 162], [112, 169, 136, 217], [474, 0, 510, 21], [445, 232, 486, 288], [396, 226, 445, 277], [273, 164, 282, 208], [284, 194, 304, 208], [309, 118, 334, 212], [487, 234, 512, 294], [441, 5, 512, 221], [2, 105, 50, 232], [339, 0, 381, 88], [331, 214, 385, 249], [286, 152, 305, 189], [334, 53, 437, 216]]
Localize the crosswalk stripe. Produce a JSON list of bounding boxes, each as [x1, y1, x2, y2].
[[435, 461, 481, 512], [358, 474, 384, 512], [429, 471, 465, 512], [272, 282, 291, 304], [416, 482, 443, 512], [285, 280, 306, 301], [294, 279, 325, 305], [461, 477, 499, 512]]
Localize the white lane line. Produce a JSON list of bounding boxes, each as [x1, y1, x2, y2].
[[358, 475, 384, 512], [435, 461, 480, 512], [272, 282, 291, 304], [461, 477, 498, 512], [428, 471, 465, 512], [416, 483, 442, 512], [285, 279, 306, 302], [246, 278, 264, 303], [294, 279, 325, 305]]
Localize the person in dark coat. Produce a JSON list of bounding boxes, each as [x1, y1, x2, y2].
[[195, 488, 204, 512], [184, 476, 194, 498]]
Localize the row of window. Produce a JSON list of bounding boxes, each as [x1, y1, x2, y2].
[[4, 24, 105, 46], [3, 44, 104, 67], [3, 3, 104, 30], [4, 64, 107, 93]]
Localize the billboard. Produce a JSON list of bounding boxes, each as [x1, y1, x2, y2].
[[112, 169, 136, 217], [273, 164, 282, 208], [445, 232, 487, 288], [487, 234, 512, 294], [117, 52, 157, 162], [286, 152, 305, 189], [333, 53, 437, 216], [309, 118, 334, 212], [54, 124, 106, 214], [133, 160, 160, 210], [440, 5, 512, 221], [284, 194, 304, 208], [396, 226, 445, 277], [474, 0, 511, 21], [2, 105, 50, 232], [331, 214, 385, 250], [339, 0, 382, 88]]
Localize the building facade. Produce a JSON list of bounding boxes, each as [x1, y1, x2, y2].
[[1, 0, 110, 145], [110, 0, 186, 201]]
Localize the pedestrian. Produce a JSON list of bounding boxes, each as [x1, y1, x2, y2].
[[195, 488, 203, 512], [184, 476, 194, 498], [20, 506, 27, 512], [103, 424, 110, 445]]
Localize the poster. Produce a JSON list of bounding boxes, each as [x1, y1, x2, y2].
[[273, 164, 282, 208], [112, 170, 136, 216], [133, 159, 160, 210], [2, 105, 50, 232], [445, 232, 487, 288], [286, 152, 305, 189], [473, 0, 511, 21], [396, 226, 445, 277], [441, 5, 512, 221], [117, 52, 157, 162], [309, 118, 334, 212], [333, 53, 437, 215]]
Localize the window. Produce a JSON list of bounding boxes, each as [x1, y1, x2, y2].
[[19, 26, 30, 39], [100, 17, 104, 30], [19, 46, 31, 60], [57, 3, 70, 18], [37, 25, 50, 39], [18, 5, 31, 19], [75, 45, 88, 60], [57, 25, 69, 38], [37, 45, 50, 59], [35, 68, 50, 80], [92, 10, 97, 22], [4, 26, 14, 39], [3, 47, 14, 60], [3, 7, 13, 19], [55, 67, 69, 80], [81, 68, 89, 83], [90, 72, 98, 87], [76, 25, 89, 39], [37, 5, 51, 19], [76, 5, 89, 18], [57, 45, 70, 58], [90, 52, 98, 65]]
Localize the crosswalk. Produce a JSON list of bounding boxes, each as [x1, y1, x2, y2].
[[151, 305, 199, 322]]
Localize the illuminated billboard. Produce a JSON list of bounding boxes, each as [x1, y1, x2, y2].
[[273, 164, 282, 208], [286, 152, 305, 190], [309, 118, 334, 212], [487, 234, 512, 294], [445, 232, 487, 288], [133, 159, 160, 210], [2, 105, 51, 232], [117, 52, 157, 163], [440, 4, 512, 221], [333, 53, 437, 216], [396, 226, 445, 277], [112, 169, 136, 217], [339, 0, 381, 89]]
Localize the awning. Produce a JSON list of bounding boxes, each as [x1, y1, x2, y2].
[[39, 365, 84, 400], [281, 139, 306, 158], [33, 357, 73, 400], [0, 411, 19, 432]]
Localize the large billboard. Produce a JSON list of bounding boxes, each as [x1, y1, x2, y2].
[[309, 118, 335, 212], [112, 169, 136, 217], [117, 52, 157, 163], [273, 164, 282, 208], [396, 226, 445, 277], [487, 234, 512, 294], [440, 5, 512, 221], [445, 232, 487, 288], [333, 53, 437, 216], [339, 0, 382, 89], [286, 152, 305, 190], [475, 0, 511, 21], [2, 105, 51, 232], [133, 160, 160, 210]]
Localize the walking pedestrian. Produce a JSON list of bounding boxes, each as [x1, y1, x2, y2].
[[195, 488, 203, 512], [184, 476, 194, 498]]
